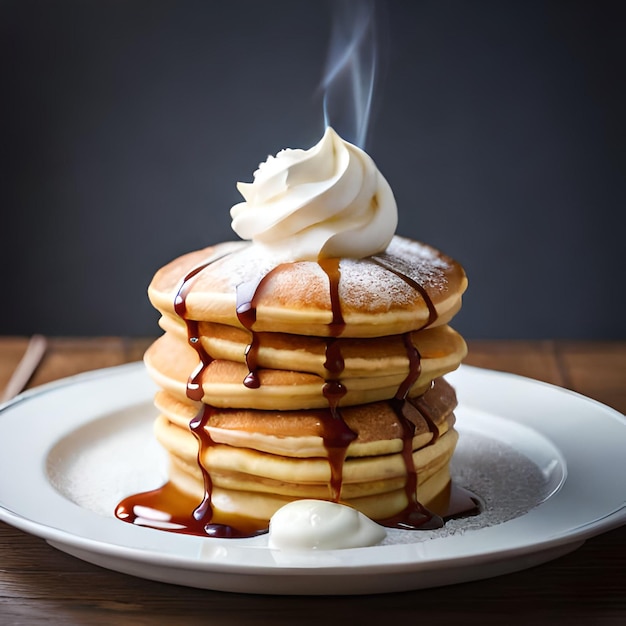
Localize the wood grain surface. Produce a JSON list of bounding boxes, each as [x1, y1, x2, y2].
[[1, 338, 625, 625]]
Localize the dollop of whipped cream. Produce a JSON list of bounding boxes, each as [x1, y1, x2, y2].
[[230, 127, 397, 262], [268, 500, 386, 550]]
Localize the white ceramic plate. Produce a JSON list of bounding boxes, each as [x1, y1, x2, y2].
[[0, 363, 624, 595]]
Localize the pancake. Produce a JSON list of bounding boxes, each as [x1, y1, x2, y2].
[[148, 236, 468, 338], [144, 325, 466, 410], [158, 314, 467, 380]]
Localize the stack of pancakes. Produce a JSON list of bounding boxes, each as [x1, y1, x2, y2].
[[144, 235, 468, 528]]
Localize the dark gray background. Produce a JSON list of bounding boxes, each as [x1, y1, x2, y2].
[[2, 0, 625, 339]]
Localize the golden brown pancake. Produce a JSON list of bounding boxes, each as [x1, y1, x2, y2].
[[148, 236, 468, 338], [158, 314, 467, 380], [144, 325, 466, 410]]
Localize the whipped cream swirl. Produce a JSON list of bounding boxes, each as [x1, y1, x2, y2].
[[230, 127, 397, 261]]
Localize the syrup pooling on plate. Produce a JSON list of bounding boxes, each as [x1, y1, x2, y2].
[[114, 477, 269, 538]]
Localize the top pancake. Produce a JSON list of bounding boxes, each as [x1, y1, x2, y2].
[[148, 236, 468, 338]]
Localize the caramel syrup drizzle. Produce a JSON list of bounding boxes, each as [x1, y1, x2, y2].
[[116, 248, 479, 537], [317, 258, 358, 501], [235, 267, 281, 390], [116, 250, 271, 536], [174, 262, 216, 400], [235, 259, 357, 502]]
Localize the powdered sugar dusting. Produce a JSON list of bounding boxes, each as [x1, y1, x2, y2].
[[339, 259, 415, 311], [380, 430, 555, 545], [189, 237, 456, 316], [378, 237, 451, 292], [215, 243, 281, 288]]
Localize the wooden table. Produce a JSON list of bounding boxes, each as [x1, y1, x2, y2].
[[1, 338, 625, 624]]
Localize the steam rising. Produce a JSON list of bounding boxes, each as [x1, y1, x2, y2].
[[322, 0, 377, 149]]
